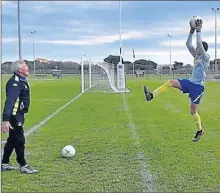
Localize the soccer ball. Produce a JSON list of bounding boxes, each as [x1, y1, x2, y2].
[[62, 145, 76, 158], [190, 16, 202, 29]]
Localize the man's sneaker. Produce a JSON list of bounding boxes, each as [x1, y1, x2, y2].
[[192, 130, 204, 142], [20, 165, 38, 174], [1, 163, 18, 171], [144, 86, 153, 101]]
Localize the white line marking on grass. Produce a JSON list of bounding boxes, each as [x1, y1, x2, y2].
[[24, 93, 82, 137], [121, 93, 154, 192], [30, 79, 55, 81], [2, 93, 82, 144], [1, 99, 71, 102], [32, 99, 71, 102]]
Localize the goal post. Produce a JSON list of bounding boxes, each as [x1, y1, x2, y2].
[[81, 59, 130, 93]]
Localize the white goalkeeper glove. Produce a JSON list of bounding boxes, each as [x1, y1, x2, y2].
[[189, 20, 195, 34], [195, 19, 203, 32]]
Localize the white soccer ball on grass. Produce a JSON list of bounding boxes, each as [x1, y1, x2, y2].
[[62, 145, 76, 158]]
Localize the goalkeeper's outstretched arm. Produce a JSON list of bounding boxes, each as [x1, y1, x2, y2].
[[195, 19, 210, 61], [186, 31, 196, 58], [196, 32, 209, 61]]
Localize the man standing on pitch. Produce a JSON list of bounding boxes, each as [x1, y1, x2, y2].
[[144, 19, 210, 142], [1, 60, 38, 173]]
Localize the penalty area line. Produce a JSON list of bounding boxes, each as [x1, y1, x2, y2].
[[2, 93, 83, 144]]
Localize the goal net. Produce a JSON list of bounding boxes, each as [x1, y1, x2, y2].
[[82, 61, 130, 93]]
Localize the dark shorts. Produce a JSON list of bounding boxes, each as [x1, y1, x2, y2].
[[178, 79, 204, 104]]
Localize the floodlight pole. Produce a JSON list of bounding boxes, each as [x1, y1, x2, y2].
[[17, 0, 22, 60], [89, 58, 92, 88], [81, 53, 84, 93], [168, 34, 173, 79], [212, 8, 219, 75], [31, 31, 36, 75]]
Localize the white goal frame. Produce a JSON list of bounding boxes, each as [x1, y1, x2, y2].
[[81, 60, 130, 93]]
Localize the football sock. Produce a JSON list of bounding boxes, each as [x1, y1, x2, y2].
[[152, 80, 172, 98], [193, 112, 202, 131]]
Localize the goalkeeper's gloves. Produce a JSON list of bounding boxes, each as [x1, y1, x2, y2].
[[190, 27, 195, 34], [189, 20, 195, 34], [195, 19, 203, 32]]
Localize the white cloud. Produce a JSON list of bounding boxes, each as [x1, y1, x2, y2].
[[201, 35, 220, 44], [122, 14, 219, 39], [123, 48, 216, 65], [38, 31, 144, 45], [161, 35, 220, 48], [2, 1, 17, 7], [60, 1, 119, 10], [29, 1, 118, 12], [33, 5, 56, 14], [2, 30, 145, 46], [2, 2, 220, 64], [161, 39, 186, 47], [163, 15, 218, 34], [2, 37, 19, 43]]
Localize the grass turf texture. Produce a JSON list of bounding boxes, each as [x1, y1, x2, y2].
[[1, 75, 220, 192]]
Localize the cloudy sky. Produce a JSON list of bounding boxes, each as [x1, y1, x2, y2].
[[1, 1, 220, 65]]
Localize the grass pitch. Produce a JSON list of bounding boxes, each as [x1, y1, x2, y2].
[[1, 75, 220, 192]]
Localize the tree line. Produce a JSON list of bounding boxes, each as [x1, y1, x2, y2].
[[1, 55, 219, 74]]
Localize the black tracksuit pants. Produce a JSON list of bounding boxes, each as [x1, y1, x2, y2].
[[2, 116, 26, 167]]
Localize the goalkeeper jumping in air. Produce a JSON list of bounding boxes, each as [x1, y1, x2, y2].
[[144, 18, 210, 142]]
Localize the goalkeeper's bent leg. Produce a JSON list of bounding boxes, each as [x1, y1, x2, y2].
[[152, 80, 172, 98]]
